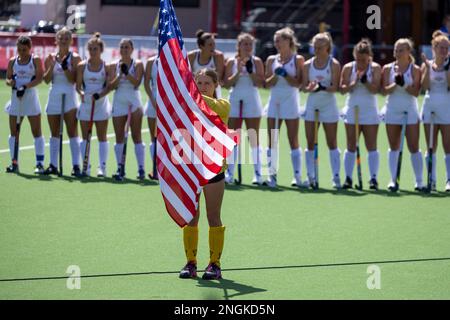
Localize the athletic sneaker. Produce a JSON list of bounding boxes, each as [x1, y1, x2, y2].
[[179, 262, 197, 279], [388, 181, 398, 192], [6, 164, 19, 173], [342, 176, 353, 189], [34, 164, 45, 175], [414, 182, 425, 192], [112, 168, 123, 181], [291, 176, 309, 188], [265, 174, 277, 188], [332, 175, 342, 189], [43, 164, 59, 176], [71, 165, 81, 177], [252, 174, 263, 186], [137, 168, 146, 180], [202, 263, 222, 280], [97, 167, 106, 178], [308, 176, 318, 190], [148, 172, 159, 181], [445, 180, 450, 192], [369, 178, 379, 190]]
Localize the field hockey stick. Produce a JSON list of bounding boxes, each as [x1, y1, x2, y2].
[[235, 100, 243, 185], [426, 111, 435, 193], [82, 98, 96, 176], [394, 111, 408, 192], [354, 105, 363, 190], [313, 109, 320, 189], [58, 94, 66, 177], [12, 97, 23, 170], [119, 105, 132, 178]]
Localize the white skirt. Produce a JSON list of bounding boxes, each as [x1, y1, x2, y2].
[[77, 96, 111, 121], [381, 95, 420, 125], [45, 87, 79, 115], [266, 88, 300, 120], [303, 92, 339, 123], [112, 89, 143, 117], [229, 87, 263, 118], [4, 88, 41, 117], [341, 95, 379, 125], [421, 94, 450, 125]]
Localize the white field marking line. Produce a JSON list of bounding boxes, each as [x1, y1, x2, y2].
[[0, 129, 150, 154]]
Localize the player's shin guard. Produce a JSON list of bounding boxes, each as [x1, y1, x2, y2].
[[114, 143, 124, 167], [290, 148, 302, 178], [183, 226, 198, 264], [135, 142, 145, 170], [8, 136, 15, 161], [368, 150, 379, 179], [410, 151, 424, 185], [99, 141, 109, 171], [34, 136, 45, 166], [252, 146, 262, 177], [305, 149, 315, 180], [388, 149, 400, 182], [209, 226, 225, 267], [329, 148, 341, 178], [49, 137, 60, 167], [69, 137, 81, 166], [344, 150, 356, 179]]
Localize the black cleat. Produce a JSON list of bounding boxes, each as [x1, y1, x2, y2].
[[179, 262, 197, 279], [369, 178, 379, 190], [137, 168, 145, 180], [71, 165, 81, 177], [112, 168, 124, 181], [44, 164, 59, 176], [342, 176, 353, 189], [202, 263, 222, 280], [34, 164, 45, 175], [6, 163, 19, 173], [388, 182, 399, 193]]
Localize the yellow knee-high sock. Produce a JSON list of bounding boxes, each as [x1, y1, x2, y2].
[[209, 226, 225, 267], [183, 226, 198, 264]]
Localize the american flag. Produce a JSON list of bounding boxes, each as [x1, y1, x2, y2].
[[156, 0, 237, 227]]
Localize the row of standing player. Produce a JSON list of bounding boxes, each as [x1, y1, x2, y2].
[[4, 29, 160, 181], [190, 29, 450, 192]]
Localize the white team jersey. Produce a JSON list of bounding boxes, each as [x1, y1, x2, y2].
[[309, 56, 333, 88], [230, 56, 256, 90], [426, 61, 448, 95], [13, 55, 36, 88], [388, 62, 414, 97], [83, 61, 107, 95], [115, 59, 138, 91], [350, 61, 373, 96], [191, 50, 216, 73], [51, 52, 73, 92], [271, 54, 297, 89]]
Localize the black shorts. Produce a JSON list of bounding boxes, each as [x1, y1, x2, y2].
[[208, 172, 225, 184]]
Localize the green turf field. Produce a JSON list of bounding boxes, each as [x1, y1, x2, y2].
[[0, 82, 449, 300]]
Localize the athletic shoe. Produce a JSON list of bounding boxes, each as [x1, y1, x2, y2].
[[252, 174, 263, 186], [148, 172, 159, 181], [291, 176, 309, 188], [332, 175, 342, 189], [202, 263, 222, 280], [445, 180, 450, 192], [342, 176, 353, 189], [369, 178, 379, 190], [265, 174, 277, 188], [71, 165, 81, 177], [426, 181, 437, 192], [34, 164, 45, 175], [97, 167, 106, 178], [43, 164, 59, 176], [308, 176, 318, 190], [414, 182, 425, 192], [388, 181, 398, 192], [5, 164, 19, 173], [179, 262, 197, 279], [137, 168, 146, 180], [112, 168, 123, 181]]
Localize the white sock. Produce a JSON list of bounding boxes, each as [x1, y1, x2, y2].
[[115, 143, 124, 167], [329, 148, 341, 179], [410, 151, 423, 184], [305, 149, 315, 180], [290, 148, 302, 178], [269, 147, 278, 175], [445, 154, 450, 180], [226, 146, 237, 178], [49, 137, 60, 167], [368, 150, 379, 180], [344, 150, 356, 179], [69, 137, 81, 166], [135, 142, 145, 170], [425, 153, 437, 183], [388, 149, 399, 182], [34, 136, 45, 166], [251, 146, 262, 177], [8, 135, 15, 161], [99, 141, 109, 171]]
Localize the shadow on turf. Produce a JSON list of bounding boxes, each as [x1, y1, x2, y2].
[[15, 172, 159, 186], [225, 183, 449, 198], [195, 278, 267, 300]]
